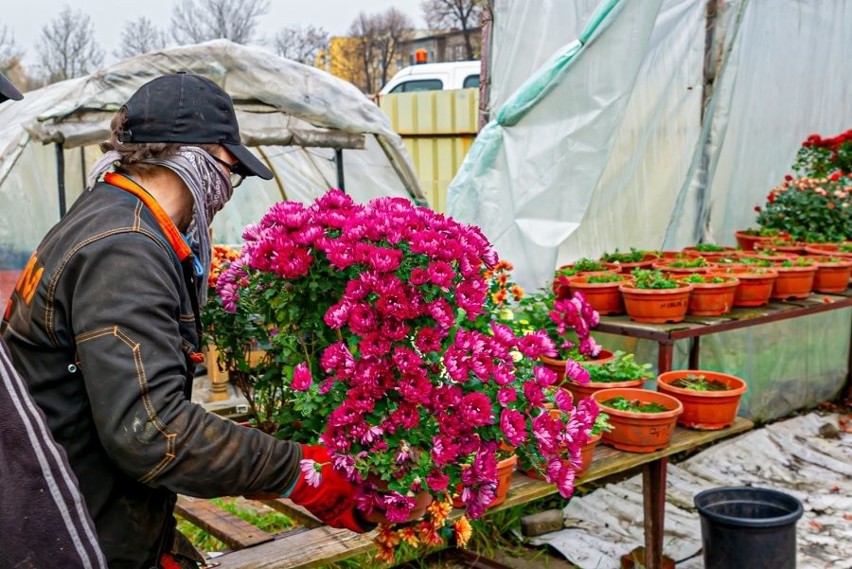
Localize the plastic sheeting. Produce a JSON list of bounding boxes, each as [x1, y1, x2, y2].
[[450, 0, 852, 286], [0, 40, 425, 271], [449, 0, 852, 422], [531, 412, 852, 568]]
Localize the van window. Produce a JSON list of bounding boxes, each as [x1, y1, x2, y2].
[[462, 74, 480, 89], [389, 79, 444, 93]]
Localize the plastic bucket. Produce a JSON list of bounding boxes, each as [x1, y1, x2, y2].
[[694, 486, 804, 569]]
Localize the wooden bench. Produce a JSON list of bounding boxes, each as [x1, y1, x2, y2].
[[177, 417, 753, 569]]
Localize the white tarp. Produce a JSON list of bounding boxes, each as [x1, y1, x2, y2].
[[532, 412, 852, 569], [450, 0, 852, 287], [448, 0, 852, 422], [0, 40, 425, 272]]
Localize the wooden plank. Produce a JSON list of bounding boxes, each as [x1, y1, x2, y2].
[[174, 496, 274, 551], [260, 498, 324, 529], [212, 418, 753, 568]]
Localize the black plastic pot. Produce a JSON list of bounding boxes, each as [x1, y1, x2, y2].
[[694, 486, 804, 569]]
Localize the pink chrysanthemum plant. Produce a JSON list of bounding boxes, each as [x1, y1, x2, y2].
[[513, 286, 604, 386], [215, 190, 596, 561]]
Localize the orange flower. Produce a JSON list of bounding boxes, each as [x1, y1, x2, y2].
[[417, 520, 444, 546], [374, 545, 397, 564], [375, 524, 401, 549], [398, 526, 419, 547], [453, 516, 473, 547], [491, 289, 508, 305], [510, 284, 525, 301], [426, 499, 453, 527]]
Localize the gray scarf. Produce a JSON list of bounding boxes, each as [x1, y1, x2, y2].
[[87, 147, 233, 303]]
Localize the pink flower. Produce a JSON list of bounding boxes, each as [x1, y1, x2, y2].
[[458, 392, 494, 427], [564, 359, 590, 385], [382, 492, 416, 524], [500, 408, 527, 446], [497, 386, 517, 407], [292, 363, 313, 391], [299, 459, 323, 488]]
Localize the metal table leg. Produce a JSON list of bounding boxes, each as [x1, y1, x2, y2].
[[643, 457, 668, 569]]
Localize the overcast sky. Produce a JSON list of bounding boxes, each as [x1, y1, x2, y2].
[[3, 0, 425, 68]]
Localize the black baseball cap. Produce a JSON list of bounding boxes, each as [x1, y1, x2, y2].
[[118, 72, 273, 180], [0, 72, 23, 102]]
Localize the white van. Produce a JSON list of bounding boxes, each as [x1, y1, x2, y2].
[[379, 61, 481, 95]]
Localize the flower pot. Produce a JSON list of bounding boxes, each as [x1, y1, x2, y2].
[[770, 263, 817, 300], [656, 370, 747, 430], [602, 252, 660, 274], [562, 376, 647, 402], [540, 350, 616, 384], [804, 242, 852, 259], [769, 241, 809, 255], [567, 275, 632, 315], [652, 259, 717, 275], [734, 230, 772, 251], [676, 275, 739, 316], [618, 283, 693, 324], [719, 267, 778, 307], [553, 264, 619, 298], [592, 388, 683, 453], [452, 454, 517, 510], [694, 487, 803, 569], [804, 255, 852, 293], [681, 246, 736, 261]]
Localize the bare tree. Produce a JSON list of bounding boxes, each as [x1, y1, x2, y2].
[[1, 26, 24, 74], [37, 6, 104, 83], [114, 17, 168, 60], [171, 0, 270, 45], [272, 25, 329, 66], [421, 0, 483, 60], [345, 9, 413, 94]]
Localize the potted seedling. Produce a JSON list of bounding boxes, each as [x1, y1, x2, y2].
[[567, 271, 634, 315], [553, 257, 617, 299], [682, 243, 737, 260], [771, 256, 817, 299], [653, 255, 716, 275], [563, 350, 652, 401], [716, 266, 778, 307], [618, 269, 693, 323], [804, 255, 852, 293], [676, 273, 739, 316], [656, 370, 748, 430], [600, 247, 659, 273], [592, 387, 683, 453]]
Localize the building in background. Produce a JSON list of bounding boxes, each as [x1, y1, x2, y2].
[[397, 28, 482, 69]]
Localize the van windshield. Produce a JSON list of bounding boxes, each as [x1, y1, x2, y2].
[[389, 79, 444, 93]]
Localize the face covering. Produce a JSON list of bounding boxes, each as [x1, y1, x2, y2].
[[86, 147, 234, 303]]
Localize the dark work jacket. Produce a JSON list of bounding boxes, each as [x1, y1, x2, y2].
[[1, 178, 300, 569]]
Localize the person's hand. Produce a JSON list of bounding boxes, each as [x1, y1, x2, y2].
[[287, 445, 373, 532]]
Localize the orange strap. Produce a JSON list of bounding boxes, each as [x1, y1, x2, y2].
[[103, 172, 193, 262]]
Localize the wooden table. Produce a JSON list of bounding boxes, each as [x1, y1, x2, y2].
[[595, 290, 852, 379], [186, 418, 753, 569]]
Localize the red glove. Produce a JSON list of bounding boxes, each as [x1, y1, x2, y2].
[[288, 445, 374, 533]]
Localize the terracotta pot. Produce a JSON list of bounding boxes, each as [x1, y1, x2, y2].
[[602, 252, 660, 274], [618, 282, 693, 324], [770, 262, 817, 300], [676, 275, 739, 316], [769, 241, 809, 255], [592, 388, 683, 453], [567, 275, 632, 315], [656, 250, 699, 260], [453, 454, 517, 509], [553, 264, 619, 298], [656, 370, 747, 430], [734, 230, 772, 251], [804, 242, 852, 259], [652, 259, 717, 275], [681, 246, 736, 260], [804, 255, 852, 293], [540, 349, 616, 384], [562, 376, 648, 402], [718, 267, 778, 307]]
